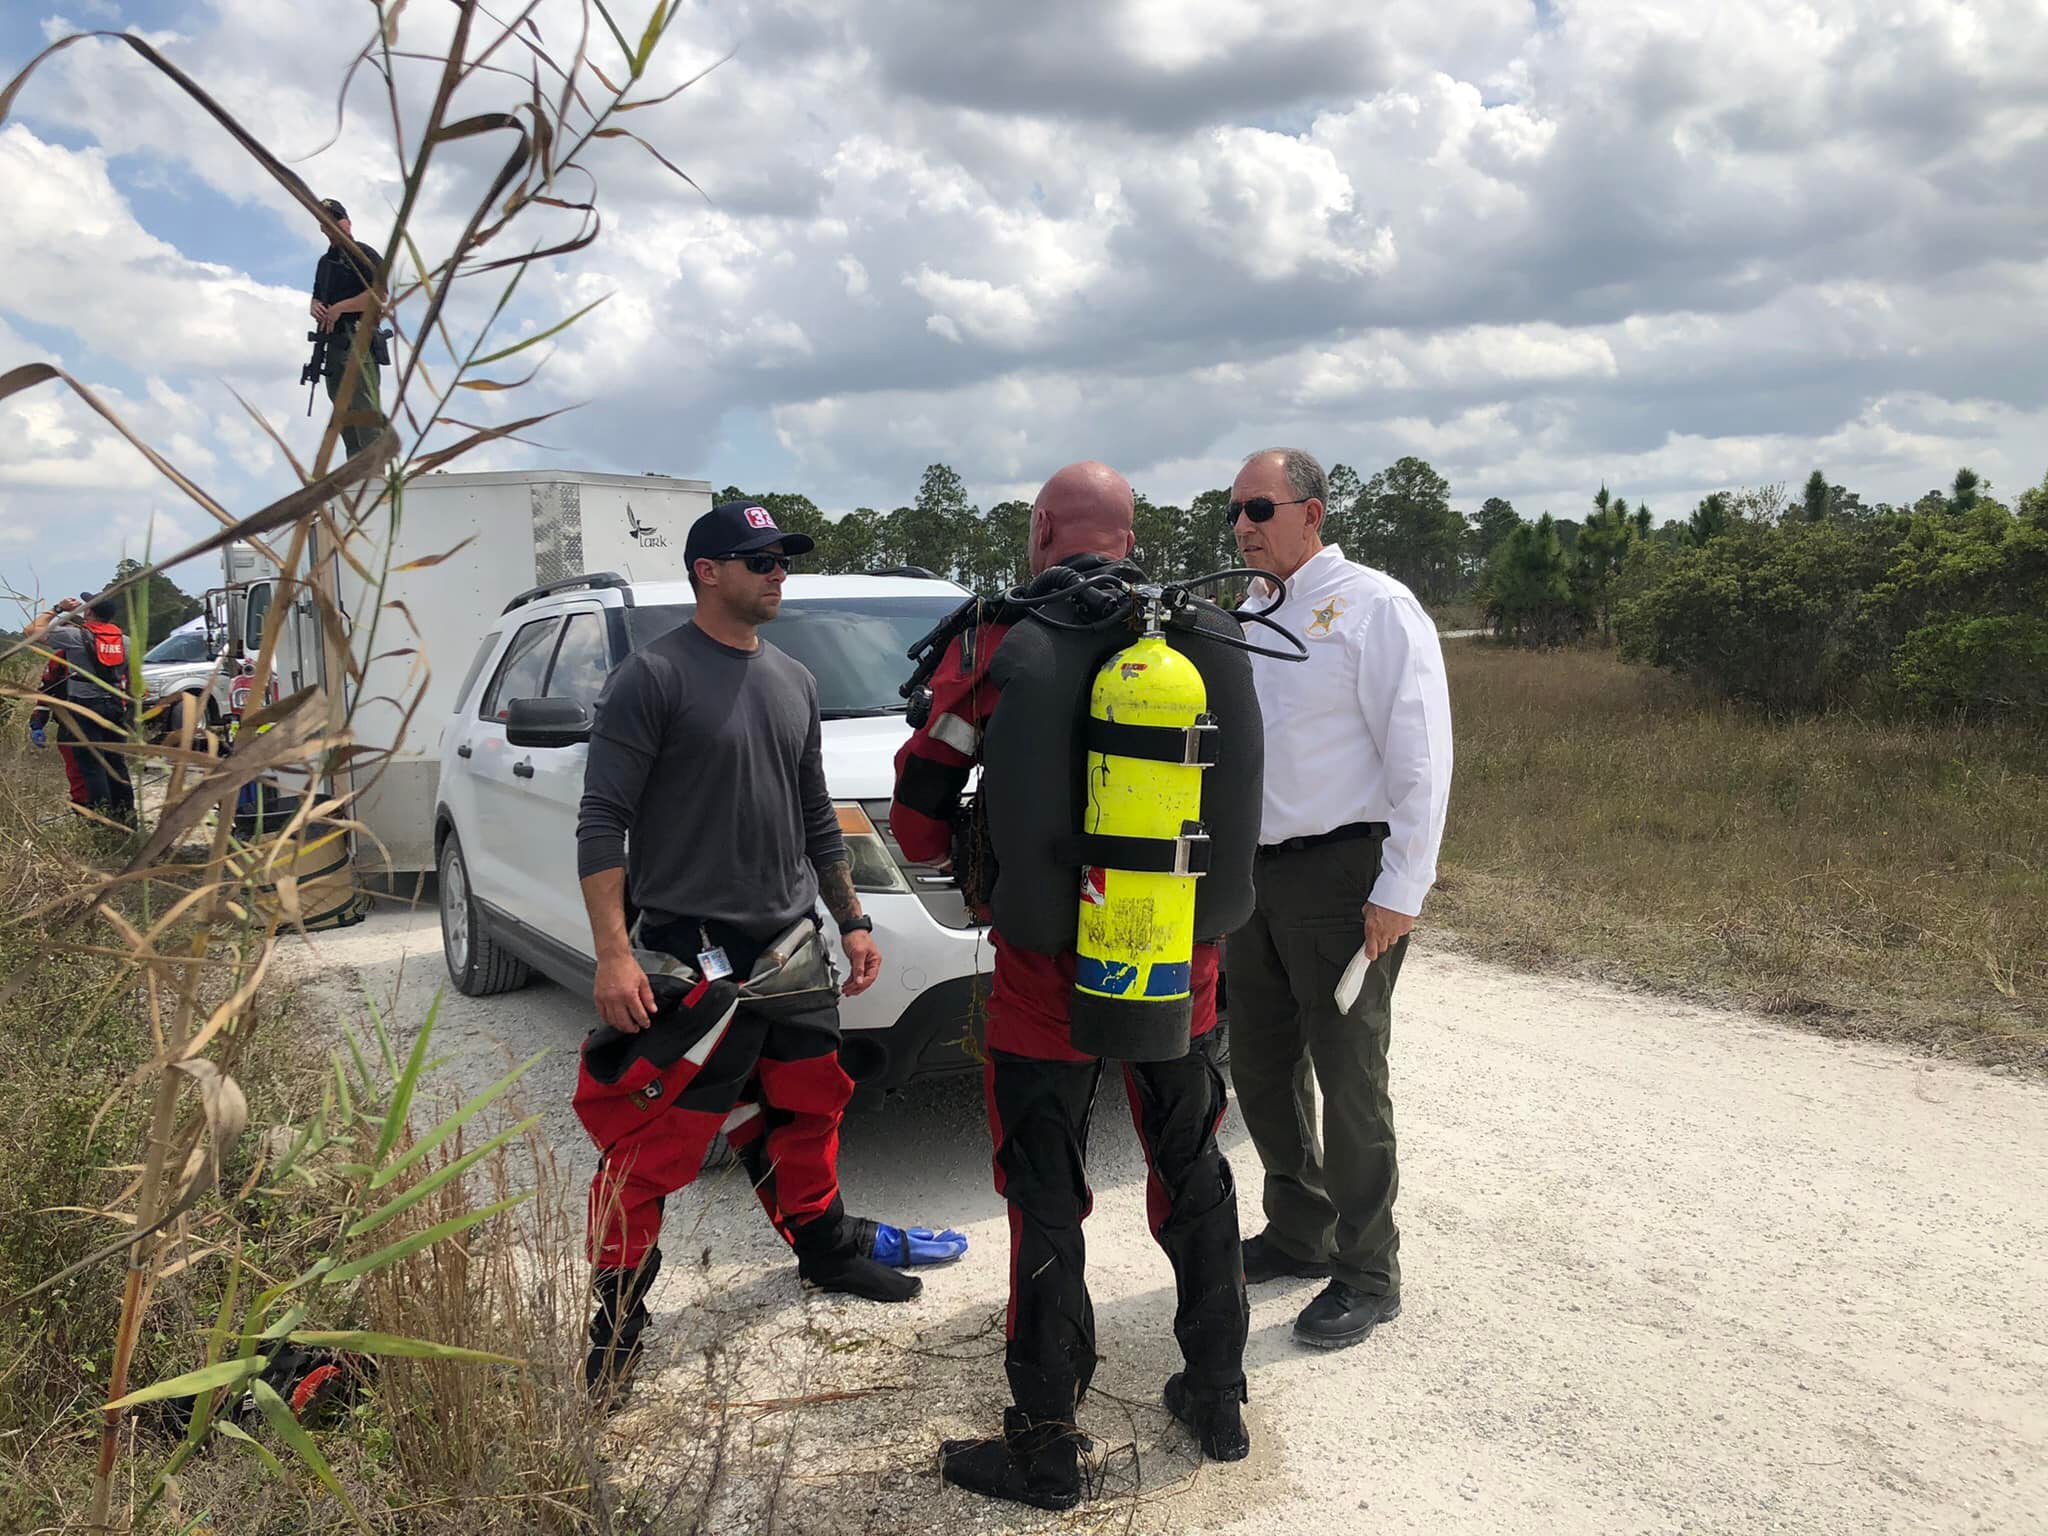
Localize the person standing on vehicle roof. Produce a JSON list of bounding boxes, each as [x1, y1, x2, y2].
[[573, 500, 966, 1397], [889, 462, 1261, 1512], [308, 198, 386, 460], [1223, 447, 1452, 1350], [22, 592, 136, 824]]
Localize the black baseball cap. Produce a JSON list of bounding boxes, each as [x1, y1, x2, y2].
[[318, 197, 348, 220], [684, 501, 816, 568]]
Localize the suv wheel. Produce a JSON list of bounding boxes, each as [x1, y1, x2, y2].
[[439, 830, 531, 996]]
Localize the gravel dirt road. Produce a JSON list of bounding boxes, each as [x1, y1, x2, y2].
[[287, 903, 2047, 1535]]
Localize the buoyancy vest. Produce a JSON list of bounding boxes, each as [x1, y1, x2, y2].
[[981, 562, 1263, 956]]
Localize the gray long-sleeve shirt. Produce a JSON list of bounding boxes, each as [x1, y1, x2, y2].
[[576, 620, 846, 936]]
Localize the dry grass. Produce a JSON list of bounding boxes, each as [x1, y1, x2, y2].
[[0, 702, 614, 1533], [1432, 642, 2048, 1067], [0, 712, 270, 1526], [146, 1126, 621, 1536]]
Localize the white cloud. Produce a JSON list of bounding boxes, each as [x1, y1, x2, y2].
[[0, 126, 302, 376], [1, 0, 2044, 594]]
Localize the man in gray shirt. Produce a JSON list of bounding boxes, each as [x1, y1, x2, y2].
[[574, 500, 956, 1396]]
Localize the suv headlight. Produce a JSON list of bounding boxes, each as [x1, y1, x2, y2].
[[836, 802, 911, 894]]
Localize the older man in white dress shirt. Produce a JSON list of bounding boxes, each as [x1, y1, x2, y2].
[[1223, 446, 1453, 1350]]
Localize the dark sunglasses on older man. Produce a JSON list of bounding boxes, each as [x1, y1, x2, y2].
[[719, 551, 796, 574], [1228, 496, 1312, 524]]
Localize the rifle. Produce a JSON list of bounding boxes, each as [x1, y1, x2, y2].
[[298, 328, 333, 416]]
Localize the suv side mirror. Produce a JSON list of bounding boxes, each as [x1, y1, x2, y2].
[[504, 696, 592, 749]]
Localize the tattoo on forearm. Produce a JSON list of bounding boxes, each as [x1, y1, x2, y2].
[[819, 857, 861, 925]]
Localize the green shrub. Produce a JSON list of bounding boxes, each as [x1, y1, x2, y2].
[[1867, 498, 2048, 719], [1890, 613, 2048, 717], [1615, 519, 1896, 710]]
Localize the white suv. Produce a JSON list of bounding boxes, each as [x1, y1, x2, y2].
[[138, 618, 234, 738], [432, 570, 991, 1096]]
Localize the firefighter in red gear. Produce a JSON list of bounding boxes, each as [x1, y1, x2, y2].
[[890, 462, 1254, 1512], [27, 654, 91, 807], [22, 592, 136, 822]]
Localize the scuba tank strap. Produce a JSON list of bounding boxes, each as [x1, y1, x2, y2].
[[1083, 715, 1220, 767], [1058, 829, 1213, 877]]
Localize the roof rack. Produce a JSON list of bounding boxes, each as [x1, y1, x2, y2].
[[501, 571, 632, 615], [866, 565, 941, 580]]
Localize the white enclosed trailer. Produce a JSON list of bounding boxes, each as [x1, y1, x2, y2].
[[222, 469, 708, 876]]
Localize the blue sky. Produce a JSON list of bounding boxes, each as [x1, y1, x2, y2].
[[5, 0, 2047, 618]]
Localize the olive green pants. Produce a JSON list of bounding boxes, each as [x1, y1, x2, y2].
[[1223, 832, 1405, 1297], [323, 358, 382, 460]]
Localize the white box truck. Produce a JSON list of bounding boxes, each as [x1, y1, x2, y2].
[[217, 469, 709, 876]]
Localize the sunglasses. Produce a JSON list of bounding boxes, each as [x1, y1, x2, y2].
[[718, 551, 795, 574], [1228, 496, 1312, 524]]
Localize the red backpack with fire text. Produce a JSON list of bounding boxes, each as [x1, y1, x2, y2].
[[79, 618, 132, 721]]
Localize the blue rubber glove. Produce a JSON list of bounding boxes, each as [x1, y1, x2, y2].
[[870, 1223, 969, 1268], [30, 726, 47, 748]]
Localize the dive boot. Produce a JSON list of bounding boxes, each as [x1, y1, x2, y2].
[[940, 1406, 1088, 1511], [1164, 1371, 1250, 1461], [584, 1247, 663, 1400], [793, 1209, 921, 1302]]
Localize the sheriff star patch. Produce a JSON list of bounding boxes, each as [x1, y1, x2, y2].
[[1306, 596, 1348, 638]]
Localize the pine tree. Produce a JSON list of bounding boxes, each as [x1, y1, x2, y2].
[[1481, 516, 1576, 646], [1803, 469, 1831, 522], [1572, 487, 1641, 638], [1688, 492, 1731, 546], [1356, 457, 1464, 601]]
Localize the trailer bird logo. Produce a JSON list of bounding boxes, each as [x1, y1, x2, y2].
[[626, 504, 667, 548]]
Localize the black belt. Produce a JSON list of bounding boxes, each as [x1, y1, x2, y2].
[[1258, 821, 1389, 855]]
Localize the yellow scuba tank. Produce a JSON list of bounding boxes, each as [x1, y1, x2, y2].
[[1070, 624, 1217, 1061]]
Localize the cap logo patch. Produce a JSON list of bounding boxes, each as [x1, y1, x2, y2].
[[744, 507, 775, 529]]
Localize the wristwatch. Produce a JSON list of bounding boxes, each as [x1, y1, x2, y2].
[[838, 915, 874, 938]]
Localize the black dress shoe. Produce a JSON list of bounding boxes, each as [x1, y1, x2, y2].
[[1242, 1230, 1333, 1285], [1292, 1281, 1401, 1349]]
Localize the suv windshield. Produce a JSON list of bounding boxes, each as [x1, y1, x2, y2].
[[144, 629, 213, 664], [628, 596, 959, 716]]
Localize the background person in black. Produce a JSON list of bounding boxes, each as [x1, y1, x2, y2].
[[308, 198, 385, 458]]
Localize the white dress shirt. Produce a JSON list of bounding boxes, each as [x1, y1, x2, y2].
[[1244, 545, 1453, 917]]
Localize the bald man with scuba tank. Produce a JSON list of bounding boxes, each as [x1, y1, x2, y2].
[[890, 462, 1274, 1511]]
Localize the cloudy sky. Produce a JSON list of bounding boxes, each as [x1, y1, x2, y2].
[[3, 0, 2046, 614]]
